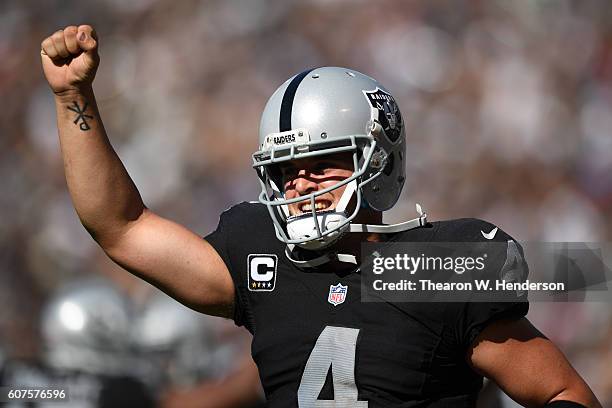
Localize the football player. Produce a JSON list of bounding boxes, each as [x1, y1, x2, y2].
[[2, 279, 154, 408], [38, 276, 262, 408], [41, 25, 601, 407], [133, 289, 265, 408]]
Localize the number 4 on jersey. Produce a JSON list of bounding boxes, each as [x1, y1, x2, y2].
[[297, 326, 368, 407]]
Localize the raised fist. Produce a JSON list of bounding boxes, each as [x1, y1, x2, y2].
[[41, 25, 99, 95]]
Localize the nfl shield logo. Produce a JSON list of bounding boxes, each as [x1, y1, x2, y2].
[[328, 283, 348, 306]]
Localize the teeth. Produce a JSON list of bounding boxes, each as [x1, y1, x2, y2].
[[300, 202, 329, 213]]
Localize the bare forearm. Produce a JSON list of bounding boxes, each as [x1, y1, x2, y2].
[[549, 385, 602, 408], [469, 318, 601, 408], [55, 87, 144, 244], [160, 357, 262, 408]]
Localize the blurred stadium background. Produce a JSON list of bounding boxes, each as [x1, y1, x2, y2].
[[0, 0, 611, 406]]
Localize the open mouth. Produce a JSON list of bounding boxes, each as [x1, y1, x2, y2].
[[288, 200, 335, 219], [298, 200, 332, 214]]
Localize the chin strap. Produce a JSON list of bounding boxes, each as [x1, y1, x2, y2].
[[285, 204, 428, 269], [349, 214, 427, 233], [284, 246, 358, 268]]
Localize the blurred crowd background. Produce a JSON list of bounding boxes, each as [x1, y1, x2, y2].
[[1, 0, 611, 406]]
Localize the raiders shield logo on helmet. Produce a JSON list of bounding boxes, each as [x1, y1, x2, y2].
[[363, 88, 403, 142]]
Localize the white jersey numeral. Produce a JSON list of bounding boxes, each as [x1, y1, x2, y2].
[[297, 326, 368, 407]]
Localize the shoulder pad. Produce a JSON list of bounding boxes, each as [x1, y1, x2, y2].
[[433, 218, 515, 243]]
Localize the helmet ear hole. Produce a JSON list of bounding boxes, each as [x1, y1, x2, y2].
[[382, 152, 394, 176]]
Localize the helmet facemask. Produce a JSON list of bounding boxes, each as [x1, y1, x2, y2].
[[253, 130, 384, 250]]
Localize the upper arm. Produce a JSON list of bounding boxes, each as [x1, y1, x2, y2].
[[468, 317, 601, 407], [99, 209, 235, 318]]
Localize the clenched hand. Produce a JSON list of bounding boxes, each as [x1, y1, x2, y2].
[[41, 25, 99, 95]]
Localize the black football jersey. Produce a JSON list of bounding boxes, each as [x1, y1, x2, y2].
[[205, 202, 529, 408]]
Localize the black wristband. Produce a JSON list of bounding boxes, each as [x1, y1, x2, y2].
[[545, 401, 587, 408]]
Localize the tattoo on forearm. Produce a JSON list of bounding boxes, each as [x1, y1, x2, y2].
[[67, 101, 94, 131]]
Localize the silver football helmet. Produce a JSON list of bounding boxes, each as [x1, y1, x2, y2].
[[40, 279, 134, 376], [131, 292, 240, 388], [254, 67, 424, 251]]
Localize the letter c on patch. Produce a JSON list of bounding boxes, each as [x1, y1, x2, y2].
[[250, 257, 275, 281]]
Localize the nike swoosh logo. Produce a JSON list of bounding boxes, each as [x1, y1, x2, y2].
[[481, 227, 498, 240]]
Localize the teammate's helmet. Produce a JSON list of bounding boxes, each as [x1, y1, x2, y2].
[[253, 67, 406, 250], [40, 279, 133, 376], [132, 293, 239, 388]]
